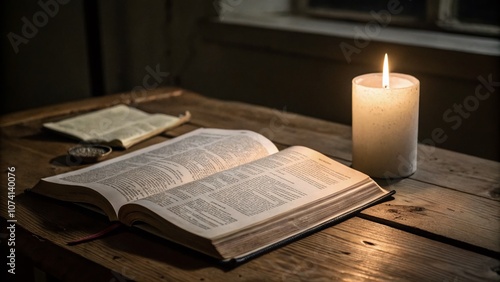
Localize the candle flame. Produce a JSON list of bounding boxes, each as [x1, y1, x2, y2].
[[383, 53, 389, 89]]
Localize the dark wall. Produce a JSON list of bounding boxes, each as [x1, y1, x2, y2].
[[1, 0, 171, 114], [98, 0, 171, 95], [1, 0, 92, 113]]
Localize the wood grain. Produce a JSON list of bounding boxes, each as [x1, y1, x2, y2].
[[1, 87, 499, 281], [368, 178, 500, 254], [6, 193, 499, 282]]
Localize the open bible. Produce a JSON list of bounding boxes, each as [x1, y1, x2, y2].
[[32, 128, 394, 262]]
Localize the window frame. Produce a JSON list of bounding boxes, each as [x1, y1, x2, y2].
[[294, 0, 499, 37]]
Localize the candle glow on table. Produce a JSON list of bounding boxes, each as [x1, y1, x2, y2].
[[352, 54, 420, 178]]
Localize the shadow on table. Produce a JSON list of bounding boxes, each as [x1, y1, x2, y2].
[[18, 192, 235, 273]]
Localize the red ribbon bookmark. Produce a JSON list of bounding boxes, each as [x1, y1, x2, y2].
[[67, 222, 123, 246]]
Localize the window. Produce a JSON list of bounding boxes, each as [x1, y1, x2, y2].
[[296, 0, 500, 37]]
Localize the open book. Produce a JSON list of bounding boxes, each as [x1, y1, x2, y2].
[[43, 105, 191, 149], [32, 128, 394, 262]]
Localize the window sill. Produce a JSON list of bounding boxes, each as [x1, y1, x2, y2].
[[216, 12, 500, 57], [201, 12, 499, 81]]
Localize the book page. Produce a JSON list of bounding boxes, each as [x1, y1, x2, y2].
[[43, 105, 188, 147], [38, 128, 278, 216], [124, 146, 372, 239]]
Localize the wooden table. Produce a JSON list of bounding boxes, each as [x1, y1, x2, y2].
[[1, 88, 499, 281]]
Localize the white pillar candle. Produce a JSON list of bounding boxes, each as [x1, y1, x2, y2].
[[352, 55, 419, 178]]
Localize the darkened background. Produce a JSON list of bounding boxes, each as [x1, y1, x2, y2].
[[1, 0, 499, 161]]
